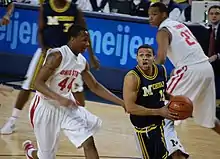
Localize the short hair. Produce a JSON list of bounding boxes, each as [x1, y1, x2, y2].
[[208, 5, 220, 13], [150, 2, 169, 15], [137, 44, 155, 55], [67, 24, 88, 40]]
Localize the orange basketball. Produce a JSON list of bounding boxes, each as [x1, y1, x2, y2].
[[168, 95, 193, 120]]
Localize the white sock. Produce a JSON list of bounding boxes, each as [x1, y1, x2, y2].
[[11, 108, 21, 118]]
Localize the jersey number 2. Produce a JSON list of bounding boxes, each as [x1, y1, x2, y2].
[[180, 29, 196, 46], [58, 77, 75, 91]]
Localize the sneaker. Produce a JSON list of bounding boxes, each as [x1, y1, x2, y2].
[[22, 140, 35, 159], [0, 118, 16, 135]]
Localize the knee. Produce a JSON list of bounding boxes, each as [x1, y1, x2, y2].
[[82, 136, 96, 150]]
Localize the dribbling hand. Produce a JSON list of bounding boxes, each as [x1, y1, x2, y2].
[[158, 104, 179, 121]]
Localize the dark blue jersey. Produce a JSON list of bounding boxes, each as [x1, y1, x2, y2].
[[129, 64, 167, 128], [42, 0, 78, 48]]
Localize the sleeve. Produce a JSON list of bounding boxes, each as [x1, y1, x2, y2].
[[2, 0, 13, 6]]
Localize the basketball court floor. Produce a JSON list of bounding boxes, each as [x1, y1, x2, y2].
[[0, 90, 220, 159]]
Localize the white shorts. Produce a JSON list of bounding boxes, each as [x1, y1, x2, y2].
[[29, 95, 101, 159], [164, 119, 189, 157], [167, 61, 216, 128], [164, 61, 216, 156], [22, 48, 45, 90]]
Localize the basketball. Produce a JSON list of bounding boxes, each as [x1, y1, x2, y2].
[[168, 95, 193, 120]]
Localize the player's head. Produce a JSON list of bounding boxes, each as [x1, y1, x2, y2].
[[208, 5, 220, 25], [148, 2, 169, 27], [67, 25, 90, 54], [136, 44, 155, 71]]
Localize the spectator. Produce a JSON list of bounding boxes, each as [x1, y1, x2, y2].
[[207, 5, 220, 100], [0, 0, 14, 25], [207, 5, 220, 74], [109, 0, 134, 14]]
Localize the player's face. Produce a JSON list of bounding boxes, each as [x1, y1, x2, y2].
[[208, 8, 220, 24], [71, 31, 90, 53], [148, 7, 166, 27], [137, 48, 154, 71]]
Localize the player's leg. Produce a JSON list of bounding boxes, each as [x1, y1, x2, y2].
[[72, 74, 85, 106], [1, 48, 45, 134], [165, 66, 192, 158], [134, 122, 169, 159], [62, 106, 102, 159], [164, 119, 189, 159], [192, 64, 220, 134], [24, 95, 61, 159]]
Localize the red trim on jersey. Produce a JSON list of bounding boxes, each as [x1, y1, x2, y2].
[[167, 66, 187, 94], [30, 95, 40, 128]]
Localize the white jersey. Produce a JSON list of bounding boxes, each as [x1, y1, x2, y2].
[[36, 45, 86, 105], [159, 18, 208, 68]]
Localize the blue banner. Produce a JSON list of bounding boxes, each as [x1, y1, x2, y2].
[[0, 6, 174, 74]]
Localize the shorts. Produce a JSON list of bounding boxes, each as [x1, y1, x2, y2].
[[22, 48, 45, 90], [134, 121, 169, 159], [29, 94, 102, 159], [164, 61, 216, 157], [167, 61, 216, 128], [164, 119, 189, 157]]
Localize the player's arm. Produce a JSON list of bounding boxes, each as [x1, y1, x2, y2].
[[155, 28, 171, 64], [75, 9, 100, 70], [34, 51, 62, 100], [123, 72, 160, 116], [38, 4, 46, 50], [0, 0, 14, 25], [81, 62, 124, 107]]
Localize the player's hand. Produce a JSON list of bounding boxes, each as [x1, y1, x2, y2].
[[90, 55, 100, 70], [158, 104, 179, 121], [58, 97, 78, 107], [0, 15, 10, 26], [209, 55, 218, 63]]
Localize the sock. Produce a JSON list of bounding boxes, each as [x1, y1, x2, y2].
[[11, 108, 21, 118]]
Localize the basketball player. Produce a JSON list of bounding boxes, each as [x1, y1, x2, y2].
[[148, 2, 220, 159], [123, 44, 180, 159], [1, 0, 99, 134], [0, 0, 14, 25], [22, 25, 123, 159]]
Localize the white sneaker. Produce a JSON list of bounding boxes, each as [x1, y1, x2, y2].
[[0, 118, 16, 135], [23, 140, 35, 159]]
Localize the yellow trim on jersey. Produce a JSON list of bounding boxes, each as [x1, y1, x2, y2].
[[161, 65, 167, 81], [127, 70, 140, 91], [49, 0, 71, 13], [136, 64, 158, 80], [39, 0, 44, 4], [30, 52, 46, 90], [136, 132, 150, 159]]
